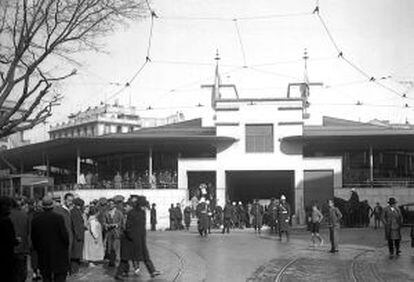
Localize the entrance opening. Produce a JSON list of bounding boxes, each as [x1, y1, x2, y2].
[[226, 170, 294, 209], [187, 171, 216, 201]]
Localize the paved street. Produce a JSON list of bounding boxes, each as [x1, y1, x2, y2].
[[69, 227, 414, 282]]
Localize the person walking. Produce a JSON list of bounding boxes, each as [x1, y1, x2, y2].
[[31, 195, 70, 282], [83, 206, 104, 266], [251, 199, 264, 234], [175, 203, 183, 230], [277, 195, 291, 241], [168, 204, 176, 231], [150, 203, 157, 231], [268, 198, 278, 234], [326, 199, 342, 253], [54, 193, 74, 259], [70, 198, 85, 275], [184, 205, 192, 230], [196, 198, 209, 236], [383, 197, 403, 258], [309, 204, 324, 247], [371, 202, 383, 229], [104, 199, 124, 267], [222, 200, 232, 234], [0, 196, 18, 282], [115, 196, 160, 280], [9, 198, 30, 282]]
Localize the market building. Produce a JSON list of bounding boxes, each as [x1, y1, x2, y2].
[[2, 95, 414, 228]]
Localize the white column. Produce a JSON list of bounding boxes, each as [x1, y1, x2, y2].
[[148, 147, 153, 181], [369, 146, 374, 183], [76, 149, 81, 184]]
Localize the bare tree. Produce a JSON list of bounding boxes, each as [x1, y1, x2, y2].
[[0, 0, 147, 138]]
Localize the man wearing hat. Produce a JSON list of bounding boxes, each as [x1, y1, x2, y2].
[[251, 199, 264, 234], [268, 198, 278, 234], [70, 198, 85, 275], [383, 197, 403, 258], [31, 196, 70, 282], [277, 195, 291, 241]]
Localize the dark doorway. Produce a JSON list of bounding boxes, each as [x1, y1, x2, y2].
[[226, 170, 295, 209], [187, 171, 216, 200], [304, 170, 334, 210]]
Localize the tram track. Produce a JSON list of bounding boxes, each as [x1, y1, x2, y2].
[[273, 257, 300, 282], [148, 240, 185, 281]]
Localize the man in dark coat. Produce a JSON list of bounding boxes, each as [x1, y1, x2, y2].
[[327, 199, 342, 253], [268, 198, 278, 234], [10, 198, 30, 282], [116, 201, 136, 279], [31, 195, 70, 282], [54, 193, 74, 258], [183, 205, 192, 230], [115, 196, 160, 281], [383, 197, 403, 258], [277, 195, 291, 241], [150, 203, 157, 231], [168, 204, 176, 230], [251, 199, 264, 234], [175, 203, 183, 230], [196, 199, 209, 236], [70, 198, 85, 274], [222, 200, 232, 234], [0, 196, 18, 282]]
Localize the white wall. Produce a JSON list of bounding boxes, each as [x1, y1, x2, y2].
[[52, 189, 187, 230], [214, 99, 306, 222]]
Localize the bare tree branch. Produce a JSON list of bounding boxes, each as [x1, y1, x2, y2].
[[0, 0, 148, 138]]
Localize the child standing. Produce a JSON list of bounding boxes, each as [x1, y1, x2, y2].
[[310, 204, 324, 247]]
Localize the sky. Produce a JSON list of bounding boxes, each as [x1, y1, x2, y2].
[[26, 0, 414, 142]]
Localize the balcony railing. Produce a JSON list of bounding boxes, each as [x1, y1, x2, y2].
[[343, 178, 414, 188], [52, 181, 178, 191]]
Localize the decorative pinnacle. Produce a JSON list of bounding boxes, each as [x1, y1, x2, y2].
[[215, 49, 220, 61]]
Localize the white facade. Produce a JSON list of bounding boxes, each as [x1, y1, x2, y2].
[[178, 97, 313, 223], [49, 103, 185, 139]]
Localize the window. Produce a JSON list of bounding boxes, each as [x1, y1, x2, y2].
[[245, 124, 274, 153]]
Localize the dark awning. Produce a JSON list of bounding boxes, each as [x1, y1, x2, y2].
[[0, 135, 236, 169]]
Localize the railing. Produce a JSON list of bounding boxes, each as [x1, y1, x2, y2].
[[343, 178, 414, 188], [52, 181, 178, 191]]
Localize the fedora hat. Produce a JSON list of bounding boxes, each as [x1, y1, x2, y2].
[[388, 197, 397, 205], [41, 195, 54, 209]]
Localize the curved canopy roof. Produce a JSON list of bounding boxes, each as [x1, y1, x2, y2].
[[0, 118, 236, 170]]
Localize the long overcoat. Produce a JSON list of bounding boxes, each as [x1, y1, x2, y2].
[[31, 210, 69, 274], [54, 205, 73, 253], [383, 206, 402, 240], [277, 202, 291, 232], [196, 202, 209, 231], [70, 207, 85, 259], [250, 203, 263, 227], [121, 208, 146, 261]]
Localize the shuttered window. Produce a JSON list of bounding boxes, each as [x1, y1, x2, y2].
[[245, 124, 274, 152]]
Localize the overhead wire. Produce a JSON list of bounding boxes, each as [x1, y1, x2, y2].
[[233, 19, 248, 67], [103, 1, 156, 103], [313, 4, 409, 101]]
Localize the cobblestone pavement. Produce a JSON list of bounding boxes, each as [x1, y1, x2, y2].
[[67, 227, 414, 282]]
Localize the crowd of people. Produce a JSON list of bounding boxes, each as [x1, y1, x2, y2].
[[54, 169, 178, 191], [0, 193, 160, 282], [1, 188, 413, 282]]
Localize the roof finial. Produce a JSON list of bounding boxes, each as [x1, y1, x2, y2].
[[303, 48, 309, 72]]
